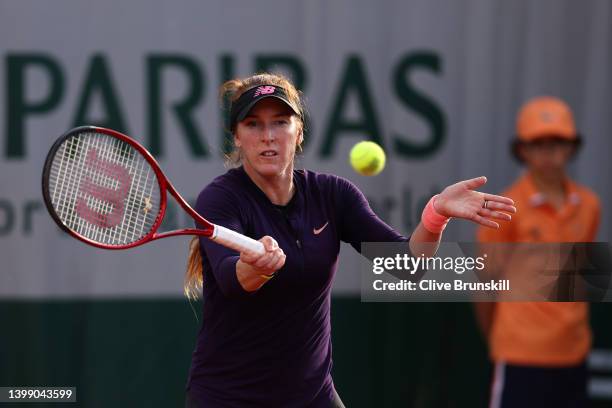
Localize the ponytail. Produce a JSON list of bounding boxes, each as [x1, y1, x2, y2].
[[184, 237, 203, 300]]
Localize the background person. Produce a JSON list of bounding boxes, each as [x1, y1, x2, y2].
[[475, 96, 601, 408]]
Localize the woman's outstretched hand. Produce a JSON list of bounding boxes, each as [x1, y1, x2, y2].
[[434, 176, 516, 229]]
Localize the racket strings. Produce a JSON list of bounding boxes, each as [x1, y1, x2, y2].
[[122, 141, 153, 244], [48, 131, 161, 246]]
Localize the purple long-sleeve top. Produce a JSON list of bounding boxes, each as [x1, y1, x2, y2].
[[187, 166, 409, 407]]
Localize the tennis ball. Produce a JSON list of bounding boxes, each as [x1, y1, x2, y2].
[[349, 141, 386, 176]]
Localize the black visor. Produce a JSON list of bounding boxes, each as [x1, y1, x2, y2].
[[229, 85, 300, 130]]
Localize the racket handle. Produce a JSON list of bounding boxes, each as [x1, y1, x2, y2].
[[212, 225, 265, 255]]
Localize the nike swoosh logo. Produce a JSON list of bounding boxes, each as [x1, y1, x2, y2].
[[313, 221, 329, 235]]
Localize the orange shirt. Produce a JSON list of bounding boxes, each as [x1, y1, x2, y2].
[[477, 172, 600, 366]]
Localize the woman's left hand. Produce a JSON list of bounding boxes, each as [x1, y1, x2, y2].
[[434, 176, 516, 229]]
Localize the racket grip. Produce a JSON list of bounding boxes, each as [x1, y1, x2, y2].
[[212, 225, 265, 255]]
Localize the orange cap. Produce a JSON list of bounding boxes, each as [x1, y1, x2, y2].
[[516, 97, 577, 142]]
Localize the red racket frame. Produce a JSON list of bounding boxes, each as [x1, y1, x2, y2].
[[42, 126, 216, 250]]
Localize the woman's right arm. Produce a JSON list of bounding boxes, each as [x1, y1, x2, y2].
[[195, 186, 285, 296]]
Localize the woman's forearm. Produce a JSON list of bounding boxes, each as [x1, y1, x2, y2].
[[408, 221, 442, 258], [236, 259, 269, 292]]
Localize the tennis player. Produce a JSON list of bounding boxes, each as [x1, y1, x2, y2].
[[184, 73, 516, 407], [476, 97, 600, 408]]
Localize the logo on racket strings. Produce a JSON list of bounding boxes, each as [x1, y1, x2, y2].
[[253, 86, 276, 97], [76, 149, 133, 228]]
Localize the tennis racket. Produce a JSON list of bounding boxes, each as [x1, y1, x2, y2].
[[41, 126, 265, 254]]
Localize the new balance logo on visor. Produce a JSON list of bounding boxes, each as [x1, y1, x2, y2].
[[254, 86, 276, 97]]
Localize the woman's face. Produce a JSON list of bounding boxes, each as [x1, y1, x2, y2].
[[234, 98, 302, 180]]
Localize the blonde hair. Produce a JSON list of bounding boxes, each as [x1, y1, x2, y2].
[[184, 72, 305, 299], [184, 237, 203, 300]]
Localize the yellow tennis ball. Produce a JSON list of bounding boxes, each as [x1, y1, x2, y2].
[[349, 141, 386, 176]]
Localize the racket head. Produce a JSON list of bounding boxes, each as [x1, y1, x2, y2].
[[42, 126, 170, 249]]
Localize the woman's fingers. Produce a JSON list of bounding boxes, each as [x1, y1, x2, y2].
[[272, 253, 287, 271], [262, 250, 286, 273], [462, 176, 488, 190], [262, 248, 287, 273], [481, 199, 516, 214], [240, 249, 261, 264], [239, 235, 285, 283], [253, 248, 274, 268], [479, 207, 512, 221], [241, 236, 281, 268], [253, 235, 285, 271], [483, 193, 516, 208], [472, 213, 500, 229], [260, 235, 279, 251], [256, 249, 283, 270]]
